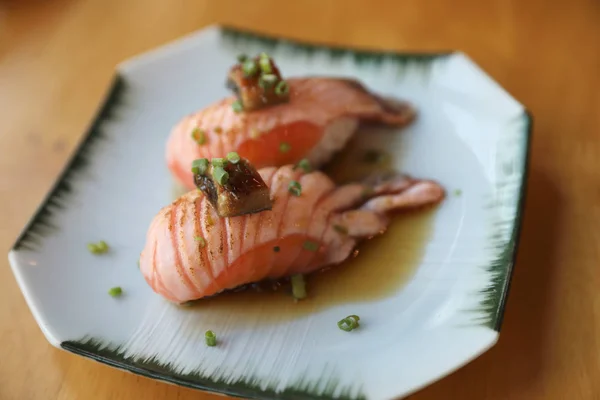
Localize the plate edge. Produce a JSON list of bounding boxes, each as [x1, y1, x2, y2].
[[7, 251, 62, 347], [399, 331, 499, 399], [9, 74, 125, 252], [492, 109, 533, 331], [217, 24, 456, 58], [60, 339, 360, 400], [118, 24, 456, 75]]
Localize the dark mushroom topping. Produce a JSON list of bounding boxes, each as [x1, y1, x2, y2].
[[192, 153, 272, 218]]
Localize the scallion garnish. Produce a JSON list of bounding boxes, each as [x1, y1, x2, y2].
[[279, 142, 291, 153], [211, 158, 227, 167], [97, 241, 108, 252], [242, 59, 258, 77], [259, 52, 269, 59], [259, 56, 272, 74], [273, 246, 280, 252], [194, 236, 206, 247], [191, 128, 207, 145], [454, 189, 462, 196], [303, 240, 319, 252], [191, 158, 209, 175], [205, 330, 217, 346], [232, 100, 244, 113], [291, 274, 307, 300], [288, 180, 302, 196], [258, 73, 277, 88], [337, 315, 360, 332], [237, 54, 248, 63], [226, 152, 241, 164], [108, 286, 123, 297], [88, 240, 109, 254], [212, 166, 229, 185], [333, 225, 348, 235], [295, 159, 311, 172], [275, 80, 289, 96]]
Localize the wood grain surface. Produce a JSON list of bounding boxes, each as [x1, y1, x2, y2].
[[1, 0, 599, 399]]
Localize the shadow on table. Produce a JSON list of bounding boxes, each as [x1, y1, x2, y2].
[[408, 165, 563, 399]]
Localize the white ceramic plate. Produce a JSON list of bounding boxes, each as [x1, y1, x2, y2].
[[9, 25, 531, 400]]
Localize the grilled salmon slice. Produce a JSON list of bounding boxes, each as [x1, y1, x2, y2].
[[166, 77, 415, 189], [139, 166, 444, 303]]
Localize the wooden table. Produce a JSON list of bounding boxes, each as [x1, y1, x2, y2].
[[1, 0, 599, 398]]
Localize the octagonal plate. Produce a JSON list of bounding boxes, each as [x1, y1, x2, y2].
[[9, 25, 531, 400]]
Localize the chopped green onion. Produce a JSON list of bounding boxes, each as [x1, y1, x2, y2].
[[273, 246, 280, 252], [212, 166, 229, 185], [279, 142, 291, 153], [194, 236, 206, 247], [242, 59, 258, 77], [205, 330, 217, 346], [237, 54, 248, 63], [88, 240, 109, 254], [232, 100, 244, 113], [275, 80, 289, 96], [226, 152, 241, 164], [337, 315, 360, 332], [191, 158, 209, 175], [211, 158, 227, 167], [108, 286, 122, 297], [303, 240, 319, 252], [259, 52, 270, 59], [454, 189, 462, 196], [294, 159, 311, 172], [259, 56, 272, 74], [258, 73, 278, 88], [288, 180, 302, 196], [291, 274, 307, 300], [191, 128, 207, 145], [333, 225, 348, 235]]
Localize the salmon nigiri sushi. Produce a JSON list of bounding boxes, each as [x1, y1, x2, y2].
[[139, 164, 444, 304], [166, 77, 416, 189]]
